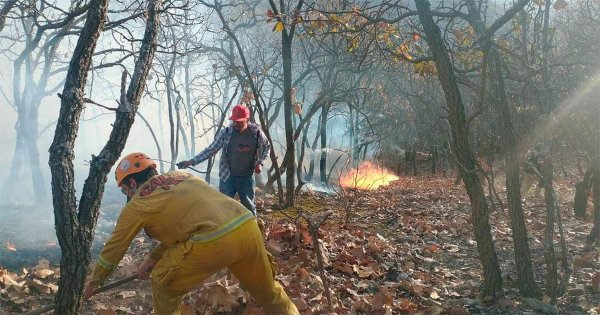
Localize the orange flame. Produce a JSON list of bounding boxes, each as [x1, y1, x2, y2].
[[339, 161, 399, 190], [5, 241, 16, 252]]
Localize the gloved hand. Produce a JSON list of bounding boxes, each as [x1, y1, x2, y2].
[[83, 281, 99, 300], [176, 160, 193, 169], [137, 256, 156, 280]]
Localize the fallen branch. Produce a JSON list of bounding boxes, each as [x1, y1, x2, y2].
[[22, 274, 138, 315]]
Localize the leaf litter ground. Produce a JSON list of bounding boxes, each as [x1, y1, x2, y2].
[[1, 175, 600, 314]]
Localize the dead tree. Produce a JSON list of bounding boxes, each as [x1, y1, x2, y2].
[[47, 0, 161, 312]]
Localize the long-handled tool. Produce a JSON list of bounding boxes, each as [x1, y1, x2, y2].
[[22, 274, 138, 315], [152, 158, 208, 174]]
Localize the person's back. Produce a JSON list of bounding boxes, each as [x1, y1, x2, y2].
[[521, 143, 548, 197], [129, 171, 250, 245]]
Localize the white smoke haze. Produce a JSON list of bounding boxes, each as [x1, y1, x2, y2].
[[0, 0, 539, 272]]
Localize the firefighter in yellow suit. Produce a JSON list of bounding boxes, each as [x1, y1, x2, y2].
[[84, 152, 299, 315]]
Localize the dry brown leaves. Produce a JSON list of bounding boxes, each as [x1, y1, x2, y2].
[[3, 174, 599, 314]]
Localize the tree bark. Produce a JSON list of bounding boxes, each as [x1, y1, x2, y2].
[[542, 158, 558, 300], [415, 0, 503, 298], [488, 50, 541, 297], [465, 0, 539, 297], [281, 16, 296, 206], [48, 0, 161, 312]]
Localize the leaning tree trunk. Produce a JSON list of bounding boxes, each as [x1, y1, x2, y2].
[[48, 0, 161, 313], [415, 0, 503, 298]]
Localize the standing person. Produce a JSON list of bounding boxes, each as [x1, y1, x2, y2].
[[521, 143, 547, 197], [84, 152, 299, 315], [177, 104, 269, 216]]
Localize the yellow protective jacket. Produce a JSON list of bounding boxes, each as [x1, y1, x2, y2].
[[89, 171, 253, 286]]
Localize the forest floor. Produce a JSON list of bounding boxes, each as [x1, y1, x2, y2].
[[1, 172, 599, 314]]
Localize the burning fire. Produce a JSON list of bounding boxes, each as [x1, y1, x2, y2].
[[339, 161, 399, 190], [5, 241, 16, 252]]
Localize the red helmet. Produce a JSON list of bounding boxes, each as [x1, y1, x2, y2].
[[229, 104, 250, 121], [115, 152, 156, 187]]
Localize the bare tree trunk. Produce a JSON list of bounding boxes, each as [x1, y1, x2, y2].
[[543, 158, 558, 300], [166, 53, 178, 171], [586, 158, 600, 245], [48, 0, 161, 312], [411, 147, 417, 176], [183, 9, 196, 156], [319, 104, 330, 184], [307, 118, 321, 182], [3, 118, 26, 200], [48, 1, 111, 312], [431, 146, 438, 175], [349, 105, 356, 163], [415, 0, 503, 298], [488, 49, 541, 297], [295, 117, 312, 192], [463, 0, 539, 297], [26, 109, 46, 203], [281, 17, 296, 206], [574, 180, 589, 218]]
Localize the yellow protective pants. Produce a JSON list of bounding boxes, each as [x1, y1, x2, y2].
[[150, 219, 299, 315]]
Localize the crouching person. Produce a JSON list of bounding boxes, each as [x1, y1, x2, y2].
[[84, 152, 299, 315]]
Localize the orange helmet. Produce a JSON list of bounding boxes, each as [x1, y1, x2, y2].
[[115, 152, 156, 187]]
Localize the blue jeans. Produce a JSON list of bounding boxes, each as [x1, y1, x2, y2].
[[220, 175, 256, 216]]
